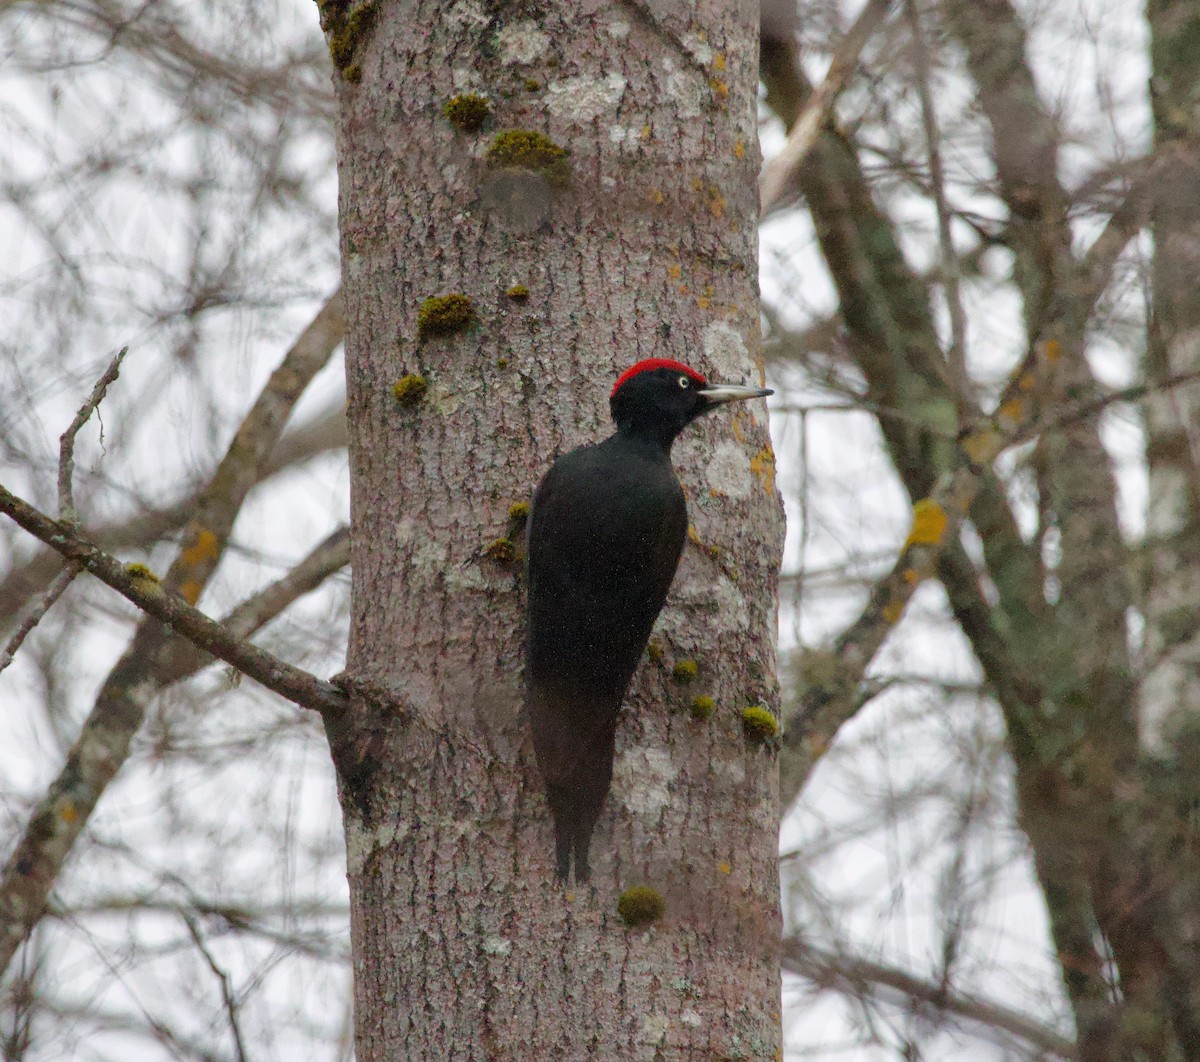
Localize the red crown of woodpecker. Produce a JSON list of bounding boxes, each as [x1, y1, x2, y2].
[[610, 359, 708, 398]]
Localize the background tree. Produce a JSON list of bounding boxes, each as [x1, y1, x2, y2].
[[3, 0, 1200, 1060]]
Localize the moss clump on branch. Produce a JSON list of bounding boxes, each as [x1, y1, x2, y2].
[[321, 0, 379, 79], [505, 284, 529, 301], [417, 294, 474, 338], [392, 374, 428, 406], [689, 695, 716, 722], [483, 537, 516, 563], [124, 562, 160, 586], [740, 705, 778, 742], [616, 885, 665, 927], [485, 130, 570, 186], [444, 94, 490, 132]]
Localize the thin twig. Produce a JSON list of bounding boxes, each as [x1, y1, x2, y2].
[[904, 0, 968, 384], [57, 347, 129, 526], [180, 911, 249, 1062], [759, 0, 894, 214], [0, 561, 83, 676]]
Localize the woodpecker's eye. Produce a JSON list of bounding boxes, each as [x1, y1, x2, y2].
[[678, 375, 690, 389]]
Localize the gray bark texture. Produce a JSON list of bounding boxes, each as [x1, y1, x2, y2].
[[324, 1, 784, 1058]]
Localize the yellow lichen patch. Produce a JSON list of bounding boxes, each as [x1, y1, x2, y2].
[[733, 139, 746, 159], [696, 296, 710, 309], [710, 78, 728, 99], [1041, 338, 1061, 361], [750, 445, 776, 494], [1017, 371, 1036, 392], [617, 885, 665, 927], [902, 567, 921, 585], [641, 124, 652, 139], [709, 191, 726, 219], [960, 426, 1001, 467], [691, 177, 704, 192], [58, 799, 77, 823], [180, 581, 203, 606], [881, 600, 905, 625], [997, 396, 1024, 426], [717, 860, 732, 875], [729, 412, 748, 443], [667, 263, 682, 279], [713, 53, 727, 71], [648, 186, 664, 205], [740, 705, 778, 741], [182, 528, 219, 567], [904, 498, 948, 548], [646, 639, 663, 662]]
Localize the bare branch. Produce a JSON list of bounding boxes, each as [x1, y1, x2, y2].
[[782, 937, 1077, 1059], [0, 561, 82, 677], [781, 340, 1063, 799], [57, 346, 128, 526], [0, 288, 346, 977], [0, 481, 347, 716], [759, 0, 894, 215]]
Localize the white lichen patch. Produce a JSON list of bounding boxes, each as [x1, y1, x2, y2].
[[638, 1012, 671, 1044], [546, 73, 626, 123], [345, 818, 409, 875], [481, 935, 512, 957], [664, 62, 704, 119], [712, 757, 746, 785], [425, 380, 463, 416], [706, 440, 754, 499], [682, 32, 713, 65], [395, 517, 417, 549], [496, 21, 549, 65], [674, 573, 749, 629], [448, 0, 490, 27], [606, 17, 630, 38], [446, 562, 507, 592], [411, 539, 449, 576], [702, 321, 752, 377], [680, 1009, 703, 1028], [613, 746, 677, 816]]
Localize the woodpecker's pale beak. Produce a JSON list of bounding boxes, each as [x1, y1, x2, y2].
[[699, 382, 774, 405]]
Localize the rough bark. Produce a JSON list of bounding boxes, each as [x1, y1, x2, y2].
[[327, 1, 783, 1058]]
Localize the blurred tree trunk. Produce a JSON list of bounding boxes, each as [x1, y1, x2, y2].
[[764, 0, 1200, 1057], [322, 1, 783, 1057]]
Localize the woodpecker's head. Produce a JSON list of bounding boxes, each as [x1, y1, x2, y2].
[[609, 358, 772, 446]]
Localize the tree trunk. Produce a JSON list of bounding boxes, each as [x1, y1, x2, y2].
[[322, 1, 783, 1056]]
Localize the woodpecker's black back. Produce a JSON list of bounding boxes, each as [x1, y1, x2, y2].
[[525, 360, 771, 882]]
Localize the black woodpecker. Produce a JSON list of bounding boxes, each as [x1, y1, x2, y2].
[[525, 358, 773, 882]]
